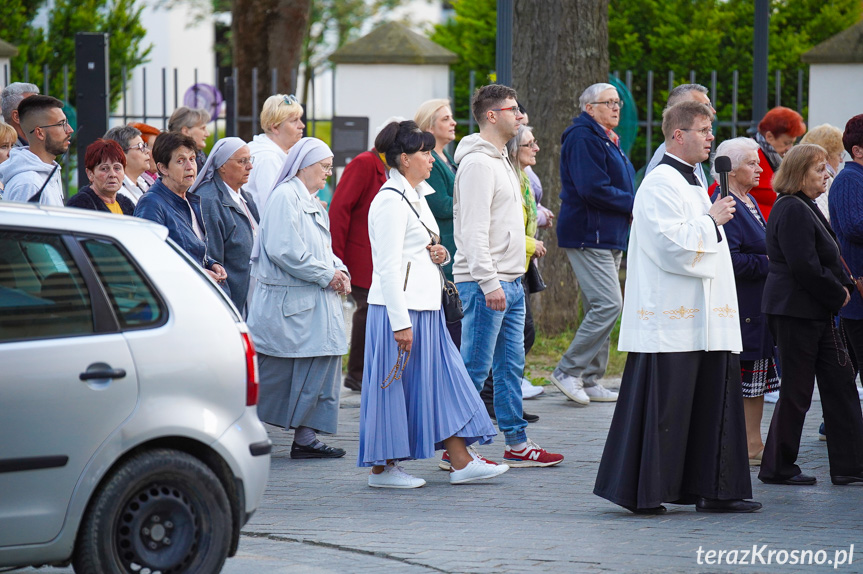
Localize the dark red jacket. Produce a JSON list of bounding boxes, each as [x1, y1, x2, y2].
[[329, 150, 388, 289]]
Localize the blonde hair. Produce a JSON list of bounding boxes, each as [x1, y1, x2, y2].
[[772, 144, 828, 195], [0, 122, 16, 145], [168, 106, 210, 132], [800, 124, 844, 161], [260, 94, 302, 133], [414, 99, 451, 132]]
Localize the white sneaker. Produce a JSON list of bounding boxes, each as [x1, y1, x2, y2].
[[449, 459, 509, 484], [521, 377, 544, 399], [549, 369, 589, 405], [584, 383, 618, 402], [764, 390, 780, 404], [368, 464, 426, 489]]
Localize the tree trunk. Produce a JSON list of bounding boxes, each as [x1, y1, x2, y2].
[[232, 0, 309, 140], [512, 0, 609, 335]]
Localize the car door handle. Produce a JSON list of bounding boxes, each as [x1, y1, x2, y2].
[[79, 367, 127, 381]]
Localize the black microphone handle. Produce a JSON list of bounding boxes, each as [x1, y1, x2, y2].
[[719, 172, 730, 199]]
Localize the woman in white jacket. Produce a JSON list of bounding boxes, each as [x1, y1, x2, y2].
[[357, 121, 507, 488]]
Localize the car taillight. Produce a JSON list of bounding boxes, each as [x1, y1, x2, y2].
[[241, 332, 259, 406]]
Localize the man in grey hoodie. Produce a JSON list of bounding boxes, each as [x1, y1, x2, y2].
[[453, 84, 563, 467], [0, 95, 71, 206]]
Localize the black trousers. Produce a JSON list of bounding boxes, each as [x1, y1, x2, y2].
[[480, 273, 535, 407], [345, 286, 369, 386], [759, 315, 863, 481]]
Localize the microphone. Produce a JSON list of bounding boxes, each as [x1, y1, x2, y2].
[[715, 156, 732, 199]]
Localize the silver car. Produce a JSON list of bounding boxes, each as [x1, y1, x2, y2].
[[0, 203, 271, 573]]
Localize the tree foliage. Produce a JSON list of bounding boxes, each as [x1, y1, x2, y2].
[[1, 0, 150, 110], [608, 0, 862, 167], [429, 0, 496, 135]]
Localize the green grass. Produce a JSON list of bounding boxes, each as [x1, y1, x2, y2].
[[526, 316, 626, 384]]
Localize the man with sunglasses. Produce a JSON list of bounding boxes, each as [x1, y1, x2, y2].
[[0, 95, 72, 205]]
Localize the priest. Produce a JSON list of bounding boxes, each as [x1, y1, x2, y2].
[[593, 100, 762, 515]]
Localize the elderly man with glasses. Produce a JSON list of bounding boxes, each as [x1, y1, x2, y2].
[[0, 95, 72, 205], [550, 83, 635, 406]]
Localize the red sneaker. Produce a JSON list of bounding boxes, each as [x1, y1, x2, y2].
[[504, 439, 564, 467], [439, 446, 498, 471]]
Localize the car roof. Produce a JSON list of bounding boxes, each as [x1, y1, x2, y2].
[[0, 203, 170, 241]]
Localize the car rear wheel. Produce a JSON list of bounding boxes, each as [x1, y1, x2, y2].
[[73, 448, 232, 574]]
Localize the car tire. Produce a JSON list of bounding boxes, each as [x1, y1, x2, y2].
[[72, 448, 232, 574]]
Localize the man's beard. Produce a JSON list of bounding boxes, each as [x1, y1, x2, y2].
[[45, 133, 69, 157]]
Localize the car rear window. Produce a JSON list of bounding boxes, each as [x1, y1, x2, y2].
[[81, 238, 164, 329], [167, 239, 241, 321], [0, 230, 94, 342]]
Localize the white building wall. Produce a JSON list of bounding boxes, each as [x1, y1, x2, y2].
[[334, 63, 451, 149], [808, 64, 863, 134], [116, 3, 216, 128]]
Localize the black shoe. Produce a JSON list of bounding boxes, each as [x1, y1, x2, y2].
[[760, 473, 817, 485], [290, 440, 346, 459], [695, 498, 762, 513], [523, 411, 539, 423], [343, 377, 362, 392], [622, 504, 667, 515], [832, 474, 863, 485]]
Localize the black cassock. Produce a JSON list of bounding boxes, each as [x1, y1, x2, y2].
[[594, 350, 752, 509]]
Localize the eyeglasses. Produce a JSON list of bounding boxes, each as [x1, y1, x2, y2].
[[679, 127, 713, 137], [320, 163, 333, 174], [590, 100, 623, 109], [232, 156, 255, 167], [29, 119, 70, 134], [490, 105, 520, 114], [519, 140, 539, 149], [125, 142, 149, 153], [281, 94, 299, 106]]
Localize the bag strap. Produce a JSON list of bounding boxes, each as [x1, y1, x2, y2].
[[28, 164, 60, 204], [382, 186, 449, 284]]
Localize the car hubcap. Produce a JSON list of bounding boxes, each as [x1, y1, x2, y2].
[[117, 483, 200, 573]]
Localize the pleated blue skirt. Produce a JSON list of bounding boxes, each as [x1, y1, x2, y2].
[[357, 304, 497, 467]]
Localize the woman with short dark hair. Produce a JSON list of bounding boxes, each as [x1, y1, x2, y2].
[[357, 120, 506, 488], [67, 139, 135, 215], [133, 132, 227, 284], [759, 143, 863, 487]]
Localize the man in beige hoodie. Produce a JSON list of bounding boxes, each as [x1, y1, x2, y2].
[[453, 84, 563, 467]]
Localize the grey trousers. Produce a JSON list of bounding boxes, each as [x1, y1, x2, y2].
[[557, 247, 623, 385]]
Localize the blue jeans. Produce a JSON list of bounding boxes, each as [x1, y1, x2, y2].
[[457, 279, 527, 445]]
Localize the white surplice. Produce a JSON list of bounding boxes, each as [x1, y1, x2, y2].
[[618, 164, 742, 353]]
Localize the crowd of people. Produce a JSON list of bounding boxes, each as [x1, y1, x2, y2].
[[3, 77, 863, 501]]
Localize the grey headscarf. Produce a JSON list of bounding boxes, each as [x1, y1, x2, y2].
[[188, 137, 248, 194], [269, 137, 333, 192]]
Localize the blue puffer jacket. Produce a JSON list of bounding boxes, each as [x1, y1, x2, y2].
[[829, 161, 863, 320], [557, 112, 635, 250], [133, 179, 218, 270]]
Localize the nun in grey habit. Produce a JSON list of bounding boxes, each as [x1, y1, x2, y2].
[[247, 137, 351, 459]]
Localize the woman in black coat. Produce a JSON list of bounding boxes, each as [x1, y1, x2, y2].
[[710, 137, 778, 466], [67, 139, 135, 215], [759, 143, 863, 487]]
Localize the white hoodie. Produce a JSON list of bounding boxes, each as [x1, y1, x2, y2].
[[0, 147, 65, 206], [452, 133, 526, 294], [246, 133, 287, 210]]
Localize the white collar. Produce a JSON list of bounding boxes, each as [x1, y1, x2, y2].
[[390, 168, 435, 201]]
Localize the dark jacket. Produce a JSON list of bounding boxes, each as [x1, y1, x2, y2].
[[425, 149, 457, 280], [67, 185, 135, 215], [828, 161, 863, 320], [762, 192, 852, 320], [197, 174, 260, 312], [557, 112, 635, 250], [711, 190, 773, 360], [328, 150, 387, 289], [133, 179, 218, 270]]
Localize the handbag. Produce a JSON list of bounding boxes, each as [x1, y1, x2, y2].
[[382, 187, 464, 323], [525, 259, 547, 293]]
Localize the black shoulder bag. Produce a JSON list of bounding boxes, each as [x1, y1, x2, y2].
[[27, 164, 60, 204], [382, 187, 463, 323]]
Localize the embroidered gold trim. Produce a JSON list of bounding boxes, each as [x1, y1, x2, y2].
[[637, 308, 654, 321], [663, 306, 699, 319], [692, 235, 705, 267], [713, 304, 737, 318]]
